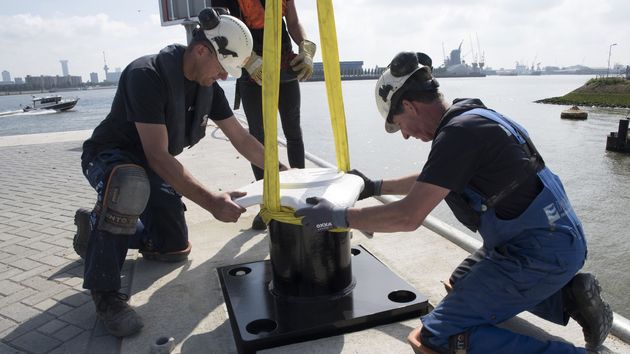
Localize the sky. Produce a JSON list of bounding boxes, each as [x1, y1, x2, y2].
[[1, 0, 629, 81]]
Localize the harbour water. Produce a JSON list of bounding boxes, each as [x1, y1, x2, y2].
[[1, 75, 629, 319]]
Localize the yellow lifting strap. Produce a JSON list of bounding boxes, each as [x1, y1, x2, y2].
[[317, 0, 351, 172], [260, 0, 350, 229]]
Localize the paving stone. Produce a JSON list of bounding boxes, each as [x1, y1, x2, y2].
[[20, 276, 62, 292], [0, 268, 21, 281], [0, 288, 38, 309], [47, 330, 90, 354], [1, 244, 36, 257], [58, 302, 96, 330], [11, 258, 43, 271], [0, 342, 22, 354], [0, 281, 24, 297], [0, 317, 17, 335], [62, 277, 83, 288], [0, 302, 41, 323], [37, 319, 67, 335], [51, 324, 83, 342], [0, 142, 103, 352], [2, 312, 55, 342], [10, 265, 50, 283], [58, 291, 91, 308], [9, 330, 62, 353], [22, 288, 68, 307], [34, 254, 68, 267], [23, 241, 58, 252], [45, 302, 75, 318]]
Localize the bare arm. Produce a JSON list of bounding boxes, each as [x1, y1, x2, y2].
[[380, 174, 422, 195], [135, 122, 246, 222], [284, 0, 307, 45], [215, 116, 267, 169], [346, 181, 450, 232]]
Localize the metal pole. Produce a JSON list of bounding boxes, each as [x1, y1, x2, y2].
[[607, 43, 617, 77]]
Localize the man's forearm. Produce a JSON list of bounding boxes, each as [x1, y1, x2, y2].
[[346, 199, 424, 233], [381, 174, 420, 195]]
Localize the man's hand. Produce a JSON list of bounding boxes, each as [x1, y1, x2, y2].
[[208, 191, 247, 222], [290, 40, 316, 81], [294, 197, 347, 233], [244, 51, 263, 85], [347, 169, 382, 200]]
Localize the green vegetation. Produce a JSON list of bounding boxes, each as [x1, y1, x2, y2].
[[536, 77, 630, 108]]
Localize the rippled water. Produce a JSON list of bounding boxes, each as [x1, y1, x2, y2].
[[1, 75, 629, 318]]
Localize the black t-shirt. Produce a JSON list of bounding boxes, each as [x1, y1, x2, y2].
[[418, 98, 543, 219], [83, 50, 233, 159]]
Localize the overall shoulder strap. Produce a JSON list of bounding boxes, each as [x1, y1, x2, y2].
[[462, 108, 545, 208]]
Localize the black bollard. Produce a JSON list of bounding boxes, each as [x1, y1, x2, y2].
[[618, 119, 629, 147], [217, 219, 429, 353], [607, 119, 630, 152], [268, 220, 354, 300]]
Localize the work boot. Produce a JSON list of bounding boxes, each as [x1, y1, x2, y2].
[[73, 208, 92, 259], [92, 291, 143, 337], [140, 241, 192, 262], [251, 213, 267, 231], [563, 273, 613, 351]]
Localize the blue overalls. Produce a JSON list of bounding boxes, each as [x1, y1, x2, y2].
[[81, 148, 189, 291], [422, 108, 588, 353]]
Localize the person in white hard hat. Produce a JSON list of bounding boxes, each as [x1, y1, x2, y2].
[[72, 8, 285, 337], [296, 52, 612, 353], [213, 0, 316, 231]]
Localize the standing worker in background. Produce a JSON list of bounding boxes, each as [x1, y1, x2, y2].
[[72, 9, 284, 337], [213, 0, 316, 230], [296, 52, 613, 353]]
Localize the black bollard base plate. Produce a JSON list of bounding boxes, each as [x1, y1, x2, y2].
[[217, 245, 430, 354]]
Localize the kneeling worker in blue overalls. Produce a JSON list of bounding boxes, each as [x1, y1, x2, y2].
[[295, 52, 613, 353]]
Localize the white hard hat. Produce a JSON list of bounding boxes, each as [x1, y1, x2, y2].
[[375, 52, 438, 133], [202, 14, 253, 78], [375, 67, 421, 133]]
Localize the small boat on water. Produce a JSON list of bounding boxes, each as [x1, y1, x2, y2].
[[560, 106, 588, 120], [22, 95, 79, 112]]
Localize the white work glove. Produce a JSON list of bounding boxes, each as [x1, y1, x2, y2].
[[290, 40, 316, 81], [244, 51, 263, 85]]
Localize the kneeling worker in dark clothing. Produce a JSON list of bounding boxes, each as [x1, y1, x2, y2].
[[295, 52, 613, 353], [73, 9, 284, 337]]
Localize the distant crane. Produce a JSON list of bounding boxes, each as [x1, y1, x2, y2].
[[476, 34, 485, 70], [531, 54, 538, 72], [103, 51, 110, 78], [442, 42, 447, 67]]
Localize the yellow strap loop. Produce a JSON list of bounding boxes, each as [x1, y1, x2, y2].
[[317, 0, 351, 172], [260, 0, 349, 232]]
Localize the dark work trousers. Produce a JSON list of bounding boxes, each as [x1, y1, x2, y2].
[[80, 148, 188, 291], [238, 77, 305, 180]]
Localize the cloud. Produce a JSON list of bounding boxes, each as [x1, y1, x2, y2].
[[0, 12, 184, 79], [297, 0, 629, 69]]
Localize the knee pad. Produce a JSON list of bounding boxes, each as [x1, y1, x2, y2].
[[97, 164, 150, 235]]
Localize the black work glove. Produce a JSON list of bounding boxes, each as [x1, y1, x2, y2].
[[294, 197, 348, 233], [347, 169, 382, 200]]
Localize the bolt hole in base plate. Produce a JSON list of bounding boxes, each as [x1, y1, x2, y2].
[[217, 245, 429, 353]]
